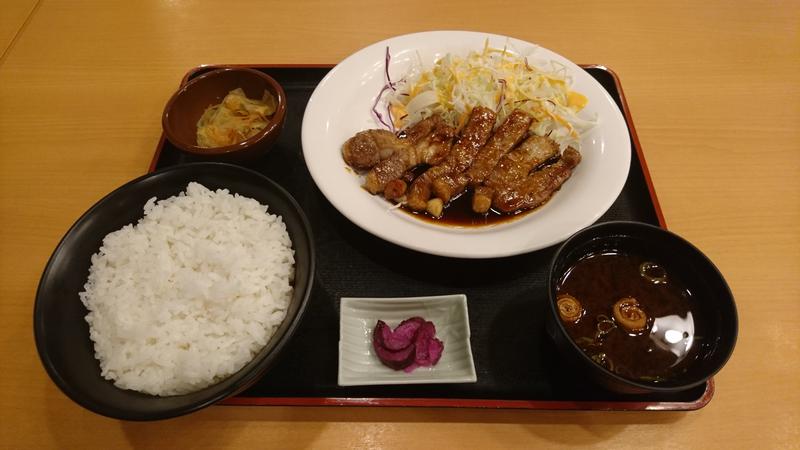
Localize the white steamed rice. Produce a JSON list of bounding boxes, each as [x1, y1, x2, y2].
[[79, 182, 295, 396]]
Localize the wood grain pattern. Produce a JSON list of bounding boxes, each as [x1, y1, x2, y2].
[[1, 0, 798, 448], [0, 0, 39, 63]]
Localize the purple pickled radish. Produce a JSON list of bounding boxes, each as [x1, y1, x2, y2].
[[399, 317, 426, 324], [376, 317, 424, 351], [372, 322, 417, 369], [413, 321, 435, 363], [402, 336, 444, 373], [372, 317, 444, 371], [412, 321, 445, 367], [424, 337, 444, 366], [373, 343, 416, 370]]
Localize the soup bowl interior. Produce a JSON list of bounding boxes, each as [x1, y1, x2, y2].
[[546, 221, 737, 394]]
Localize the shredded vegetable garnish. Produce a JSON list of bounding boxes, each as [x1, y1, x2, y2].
[[377, 44, 597, 150], [371, 47, 398, 132]]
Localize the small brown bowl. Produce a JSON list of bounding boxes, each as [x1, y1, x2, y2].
[[162, 67, 286, 161]]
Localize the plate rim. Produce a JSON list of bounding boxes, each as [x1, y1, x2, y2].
[[302, 30, 631, 258]]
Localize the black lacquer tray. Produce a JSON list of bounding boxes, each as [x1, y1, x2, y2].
[[148, 65, 711, 411]]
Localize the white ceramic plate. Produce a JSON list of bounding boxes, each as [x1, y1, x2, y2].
[[302, 30, 630, 258], [338, 294, 476, 386]]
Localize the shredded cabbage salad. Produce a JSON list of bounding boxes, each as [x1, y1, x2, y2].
[[374, 44, 597, 150]]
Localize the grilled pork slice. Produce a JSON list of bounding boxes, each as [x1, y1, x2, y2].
[[363, 117, 455, 194], [430, 172, 470, 205], [406, 107, 496, 211], [492, 147, 582, 213], [342, 129, 409, 170], [466, 109, 533, 186], [363, 156, 409, 195], [402, 115, 454, 166], [432, 109, 532, 203], [471, 135, 560, 213]]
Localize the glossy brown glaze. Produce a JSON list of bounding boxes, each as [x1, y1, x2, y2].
[[405, 107, 496, 211], [397, 187, 538, 227]]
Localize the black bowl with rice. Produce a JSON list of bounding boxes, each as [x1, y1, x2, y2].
[[34, 163, 314, 420]]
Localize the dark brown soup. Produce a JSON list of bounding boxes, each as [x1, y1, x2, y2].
[[555, 251, 705, 383]]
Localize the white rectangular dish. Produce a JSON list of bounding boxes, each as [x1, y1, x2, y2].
[[338, 294, 477, 386]]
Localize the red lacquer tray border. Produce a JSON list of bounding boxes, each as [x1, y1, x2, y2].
[[149, 64, 712, 411]]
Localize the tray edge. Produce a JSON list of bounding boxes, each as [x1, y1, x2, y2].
[[220, 377, 713, 411], [150, 63, 711, 412]]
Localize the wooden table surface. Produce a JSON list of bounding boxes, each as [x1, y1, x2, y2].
[[0, 0, 38, 62], [1, 0, 797, 448]]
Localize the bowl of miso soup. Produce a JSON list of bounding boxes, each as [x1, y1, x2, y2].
[[546, 221, 738, 394]]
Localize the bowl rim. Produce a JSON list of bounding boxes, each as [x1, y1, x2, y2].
[[33, 162, 315, 420], [161, 67, 287, 156], [547, 220, 738, 393]]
